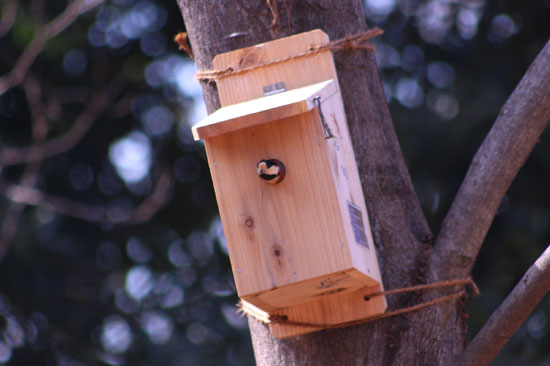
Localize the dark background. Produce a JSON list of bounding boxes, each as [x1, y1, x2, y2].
[[0, 0, 549, 365]]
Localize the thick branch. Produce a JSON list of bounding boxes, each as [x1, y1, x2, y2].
[[433, 39, 550, 280], [456, 244, 550, 366], [0, 0, 106, 95]]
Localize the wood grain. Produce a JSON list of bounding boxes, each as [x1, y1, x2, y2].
[[194, 30, 386, 338], [213, 30, 335, 105], [192, 80, 336, 140]]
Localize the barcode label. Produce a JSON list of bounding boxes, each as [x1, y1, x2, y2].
[[347, 201, 369, 249]]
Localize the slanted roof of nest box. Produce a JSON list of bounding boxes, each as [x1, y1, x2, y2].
[[192, 79, 336, 140]]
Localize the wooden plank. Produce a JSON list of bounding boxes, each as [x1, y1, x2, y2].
[[192, 80, 336, 140], [268, 284, 387, 338], [241, 283, 386, 339], [205, 110, 353, 297], [245, 268, 374, 309], [213, 30, 336, 106], [317, 89, 384, 286]]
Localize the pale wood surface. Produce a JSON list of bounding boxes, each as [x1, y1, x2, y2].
[[320, 90, 382, 284], [213, 30, 336, 105], [249, 269, 376, 308], [205, 111, 353, 296], [241, 282, 386, 339], [192, 80, 336, 140], [269, 284, 386, 338], [196, 29, 386, 338]]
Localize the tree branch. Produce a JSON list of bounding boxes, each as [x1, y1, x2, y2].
[[0, 0, 106, 95], [432, 39, 550, 280], [456, 244, 550, 366], [0, 75, 126, 167], [0, 74, 48, 262], [0, 0, 17, 38], [0, 168, 173, 228]]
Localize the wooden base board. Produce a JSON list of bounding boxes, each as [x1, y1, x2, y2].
[[242, 284, 387, 338], [242, 268, 379, 310]]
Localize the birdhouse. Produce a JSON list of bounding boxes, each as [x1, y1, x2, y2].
[[191, 30, 386, 338]]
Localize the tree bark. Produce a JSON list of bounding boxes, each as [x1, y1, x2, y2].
[[177, 1, 463, 364]]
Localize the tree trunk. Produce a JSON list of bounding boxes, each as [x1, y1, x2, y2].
[[177, 1, 465, 364]]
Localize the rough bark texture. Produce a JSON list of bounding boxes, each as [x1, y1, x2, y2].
[[177, 1, 464, 365]]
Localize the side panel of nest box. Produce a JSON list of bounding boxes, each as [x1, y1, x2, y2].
[[200, 30, 386, 338]]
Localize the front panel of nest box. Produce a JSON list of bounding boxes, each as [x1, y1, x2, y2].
[[205, 109, 368, 308]]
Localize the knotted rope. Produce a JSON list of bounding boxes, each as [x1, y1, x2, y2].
[[195, 28, 384, 82], [239, 277, 480, 329]]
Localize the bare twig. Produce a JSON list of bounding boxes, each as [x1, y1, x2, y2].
[[266, 0, 281, 36], [0, 0, 17, 38], [0, 168, 174, 227], [456, 244, 550, 366], [0, 74, 48, 262], [0, 75, 126, 167], [432, 39, 550, 280], [0, 176, 107, 223], [132, 169, 174, 223], [30, 0, 47, 25], [0, 0, 106, 95]]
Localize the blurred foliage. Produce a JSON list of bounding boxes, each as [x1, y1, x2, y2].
[[0, 0, 548, 365]]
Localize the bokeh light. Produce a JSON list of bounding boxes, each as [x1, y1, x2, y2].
[[364, 0, 396, 18], [167, 240, 193, 268], [488, 14, 518, 44], [221, 304, 248, 330], [125, 265, 153, 300], [416, 1, 453, 44], [401, 45, 424, 72], [126, 237, 153, 263], [109, 131, 152, 184], [427, 61, 455, 89], [426, 90, 459, 120], [0, 341, 12, 363], [457, 8, 481, 40], [101, 315, 133, 354], [140, 311, 174, 344], [528, 311, 548, 339], [395, 77, 424, 108], [63, 50, 88, 77], [140, 105, 174, 137]]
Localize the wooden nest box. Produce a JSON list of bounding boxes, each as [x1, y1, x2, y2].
[[192, 30, 386, 338]]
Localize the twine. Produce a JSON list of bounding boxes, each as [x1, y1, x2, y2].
[[195, 28, 384, 82], [239, 277, 479, 329]]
